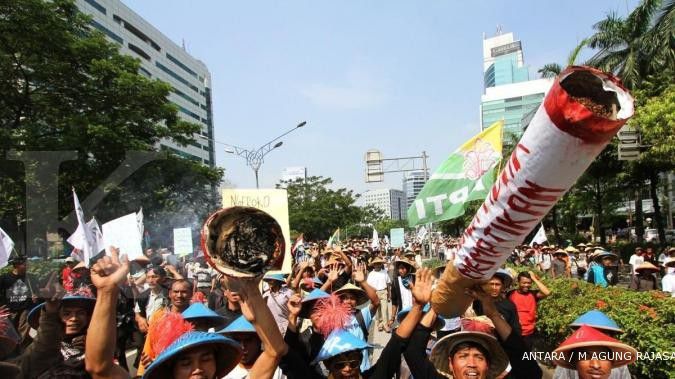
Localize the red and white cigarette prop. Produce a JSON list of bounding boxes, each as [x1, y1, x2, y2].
[[432, 66, 634, 317]]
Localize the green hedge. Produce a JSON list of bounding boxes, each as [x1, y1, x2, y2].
[[536, 278, 675, 378]]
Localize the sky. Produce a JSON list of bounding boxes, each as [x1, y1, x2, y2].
[[124, 0, 637, 196]]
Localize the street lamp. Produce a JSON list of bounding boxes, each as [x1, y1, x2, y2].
[[202, 121, 307, 188]]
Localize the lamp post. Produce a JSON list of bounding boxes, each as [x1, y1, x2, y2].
[[202, 121, 307, 188]]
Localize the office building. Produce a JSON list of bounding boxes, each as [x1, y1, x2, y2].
[[480, 31, 553, 136], [362, 189, 406, 220], [403, 171, 428, 210], [76, 0, 215, 166]]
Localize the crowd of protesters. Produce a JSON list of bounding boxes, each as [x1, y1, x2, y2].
[[0, 233, 673, 379]]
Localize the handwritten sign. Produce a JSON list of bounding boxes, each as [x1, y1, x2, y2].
[[173, 227, 193, 257], [222, 189, 292, 273], [390, 228, 405, 248]]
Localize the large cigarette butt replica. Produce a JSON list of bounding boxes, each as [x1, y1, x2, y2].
[[431, 66, 634, 317]]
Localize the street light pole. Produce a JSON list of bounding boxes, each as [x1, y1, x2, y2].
[[207, 122, 306, 188]]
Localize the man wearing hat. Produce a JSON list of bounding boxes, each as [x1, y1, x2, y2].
[[62, 257, 77, 292], [366, 256, 390, 332], [587, 251, 619, 288], [0, 255, 39, 347], [629, 262, 659, 291], [553, 310, 633, 379], [262, 272, 293, 335], [628, 247, 644, 278], [552, 249, 571, 279], [26, 286, 96, 376], [552, 325, 637, 379], [388, 257, 416, 330], [662, 257, 675, 297], [472, 269, 522, 338]]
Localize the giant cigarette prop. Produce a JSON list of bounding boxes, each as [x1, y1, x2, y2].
[[432, 66, 634, 317]]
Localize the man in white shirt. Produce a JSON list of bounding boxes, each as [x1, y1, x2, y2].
[[628, 247, 645, 276], [367, 257, 391, 332], [662, 258, 675, 297]]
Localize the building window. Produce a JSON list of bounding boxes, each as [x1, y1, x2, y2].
[[138, 66, 152, 77], [89, 20, 123, 45], [114, 15, 161, 51], [166, 53, 198, 79], [171, 87, 200, 107], [84, 0, 106, 14], [156, 62, 199, 92], [176, 105, 201, 122], [128, 43, 151, 60]]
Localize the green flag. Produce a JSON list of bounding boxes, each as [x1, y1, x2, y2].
[[407, 121, 503, 226]]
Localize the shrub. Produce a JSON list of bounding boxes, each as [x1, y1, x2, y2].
[[536, 278, 675, 378]]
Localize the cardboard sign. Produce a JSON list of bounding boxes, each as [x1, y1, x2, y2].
[[221, 189, 292, 273], [390, 228, 405, 248], [173, 227, 193, 257], [102, 213, 143, 261]]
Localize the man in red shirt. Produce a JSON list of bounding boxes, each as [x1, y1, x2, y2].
[[508, 271, 551, 351]]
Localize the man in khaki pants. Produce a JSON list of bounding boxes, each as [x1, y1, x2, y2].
[[367, 257, 390, 332]]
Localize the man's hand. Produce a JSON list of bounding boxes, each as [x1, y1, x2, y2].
[[326, 264, 340, 283], [39, 282, 66, 313], [136, 315, 149, 334], [90, 247, 129, 291], [352, 263, 366, 284], [411, 267, 433, 306], [222, 275, 261, 322], [465, 287, 499, 318], [528, 271, 539, 281], [287, 293, 302, 317]]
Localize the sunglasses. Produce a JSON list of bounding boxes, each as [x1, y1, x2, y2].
[[331, 359, 360, 370]]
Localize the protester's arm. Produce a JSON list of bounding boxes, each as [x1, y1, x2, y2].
[[286, 293, 301, 333], [353, 263, 379, 315], [226, 276, 288, 379], [163, 264, 183, 280], [321, 264, 339, 292], [85, 248, 131, 379], [529, 271, 551, 299], [291, 262, 309, 290]]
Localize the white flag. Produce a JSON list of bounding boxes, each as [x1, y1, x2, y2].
[[0, 227, 15, 269], [136, 208, 144, 237], [371, 229, 379, 248], [88, 218, 104, 255], [416, 226, 428, 242], [73, 189, 95, 267], [530, 224, 548, 246]]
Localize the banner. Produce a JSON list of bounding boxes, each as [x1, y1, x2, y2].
[[173, 227, 193, 256], [0, 227, 14, 269], [222, 189, 292, 273], [102, 213, 144, 261], [390, 228, 405, 248], [407, 121, 503, 226], [530, 224, 548, 246], [416, 226, 428, 242]]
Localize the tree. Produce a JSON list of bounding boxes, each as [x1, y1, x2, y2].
[[630, 83, 675, 244], [538, 39, 588, 78], [280, 176, 375, 240], [586, 0, 674, 89], [0, 0, 222, 252]]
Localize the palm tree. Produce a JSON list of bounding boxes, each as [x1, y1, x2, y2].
[[537, 39, 588, 78], [586, 0, 673, 88]]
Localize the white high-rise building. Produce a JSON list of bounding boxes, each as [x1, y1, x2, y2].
[[76, 0, 215, 166], [480, 30, 553, 136], [403, 171, 428, 210], [362, 189, 406, 220]]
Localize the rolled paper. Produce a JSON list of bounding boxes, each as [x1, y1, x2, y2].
[[432, 66, 634, 317], [201, 206, 285, 277]]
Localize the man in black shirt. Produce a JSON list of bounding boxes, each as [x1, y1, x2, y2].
[[472, 269, 522, 337], [215, 276, 243, 327], [0, 256, 39, 346]]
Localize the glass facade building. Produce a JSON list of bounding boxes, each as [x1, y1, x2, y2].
[[480, 32, 552, 137]]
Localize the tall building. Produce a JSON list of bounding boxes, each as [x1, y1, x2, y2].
[[403, 171, 428, 210], [76, 0, 215, 166], [362, 189, 406, 220], [480, 31, 553, 136]]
